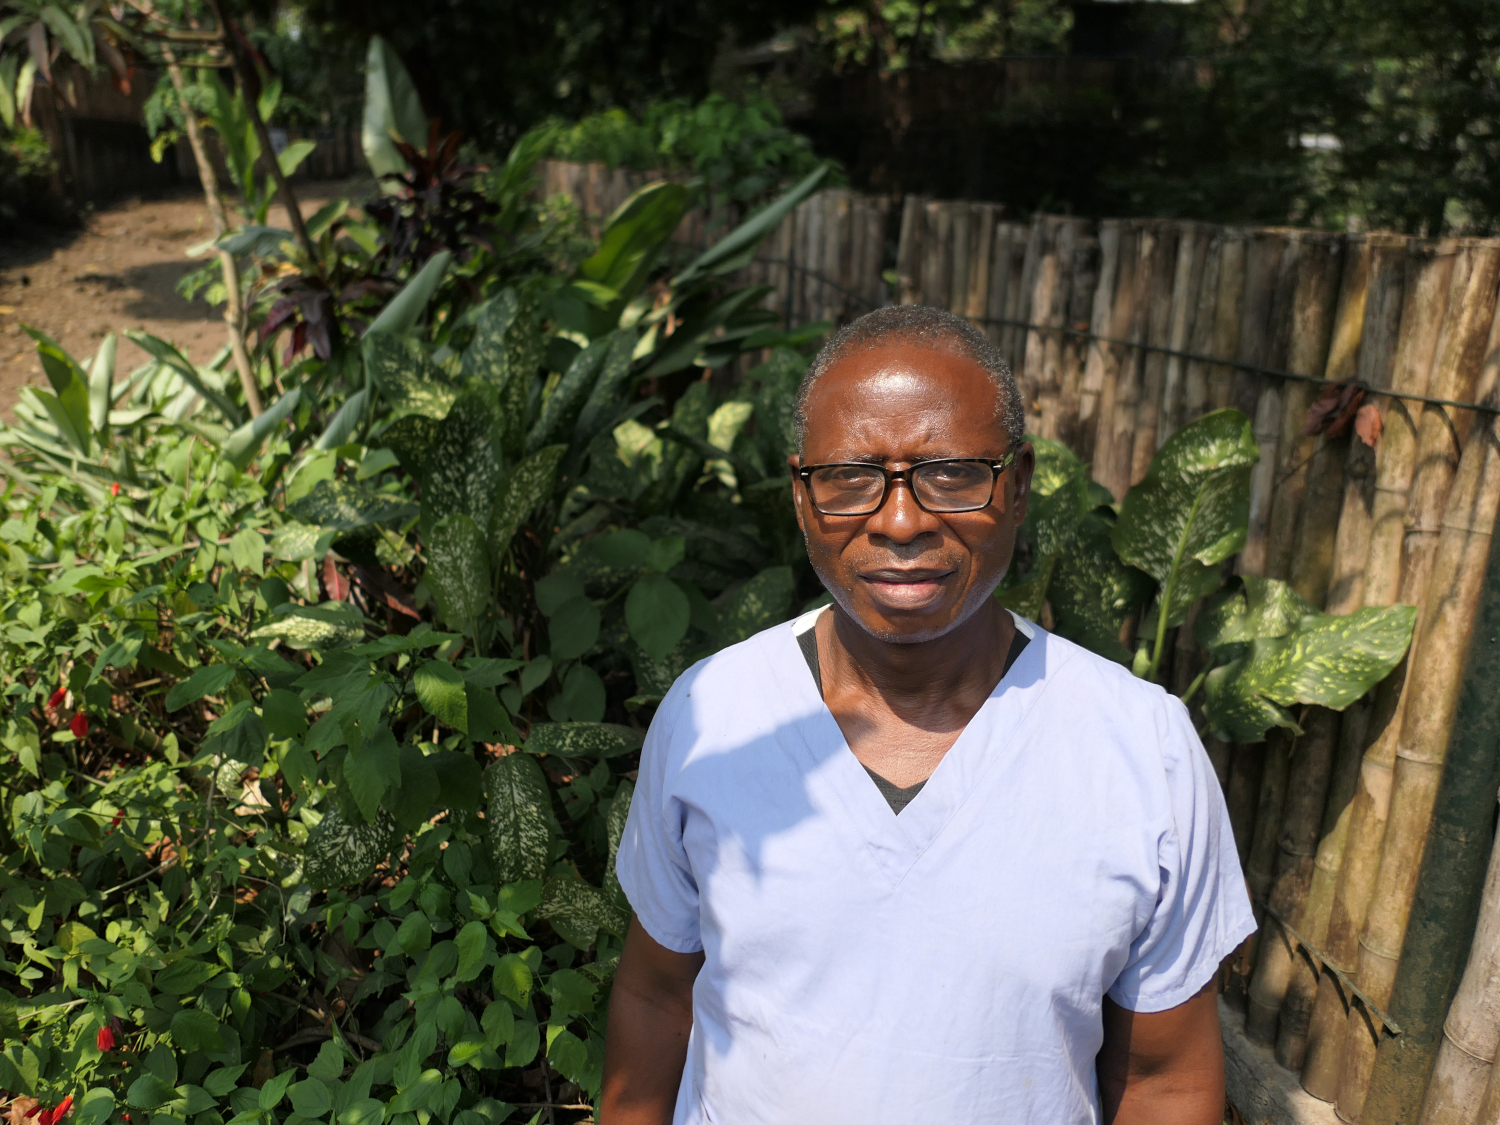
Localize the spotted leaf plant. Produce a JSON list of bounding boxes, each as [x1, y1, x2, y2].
[[1000, 409, 1416, 742]]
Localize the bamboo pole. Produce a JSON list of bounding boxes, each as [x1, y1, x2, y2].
[[922, 200, 953, 311], [1336, 243, 1500, 1122], [983, 221, 1018, 352], [1182, 232, 1226, 424], [1241, 231, 1306, 577], [1263, 231, 1344, 584], [964, 204, 998, 324], [949, 203, 973, 317], [999, 222, 1035, 389], [1248, 710, 1343, 1042], [1095, 222, 1156, 498], [1078, 219, 1124, 462], [1159, 223, 1211, 440], [1058, 228, 1100, 453], [1279, 701, 1372, 1069], [160, 46, 262, 417], [896, 195, 926, 306], [1228, 742, 1269, 868], [1228, 231, 1289, 418], [1031, 218, 1089, 441], [1208, 231, 1248, 412], [1129, 223, 1183, 481]]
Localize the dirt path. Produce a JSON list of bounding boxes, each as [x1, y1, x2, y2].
[[0, 179, 369, 421]]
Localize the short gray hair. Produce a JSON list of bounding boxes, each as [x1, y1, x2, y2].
[[794, 305, 1025, 450]]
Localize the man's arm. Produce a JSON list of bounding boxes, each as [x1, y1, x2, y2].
[[1097, 981, 1225, 1125], [601, 916, 705, 1125]]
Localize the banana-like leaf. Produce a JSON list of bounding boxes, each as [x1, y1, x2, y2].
[[362, 35, 427, 181], [483, 754, 554, 884], [578, 182, 691, 304], [1203, 604, 1417, 743], [365, 251, 452, 337], [462, 290, 520, 388], [22, 327, 90, 454], [426, 513, 491, 643], [1196, 575, 1317, 652], [489, 445, 567, 560], [314, 387, 369, 451], [364, 334, 455, 419], [1112, 409, 1257, 628], [525, 722, 644, 760], [222, 388, 301, 471], [0, 55, 17, 132], [124, 330, 243, 425], [215, 225, 295, 260], [39, 4, 91, 68], [277, 139, 317, 179], [87, 332, 115, 436], [671, 164, 830, 287], [640, 285, 776, 380]]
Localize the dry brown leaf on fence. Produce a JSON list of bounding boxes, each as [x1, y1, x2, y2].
[[1354, 402, 1384, 448], [1303, 381, 1367, 438]]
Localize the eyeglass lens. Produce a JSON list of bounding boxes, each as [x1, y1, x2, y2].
[[808, 460, 996, 514]]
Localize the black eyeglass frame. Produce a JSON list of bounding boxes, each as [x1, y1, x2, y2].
[[794, 451, 1020, 516]]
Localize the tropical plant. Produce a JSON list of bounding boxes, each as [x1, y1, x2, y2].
[[999, 410, 1417, 742]]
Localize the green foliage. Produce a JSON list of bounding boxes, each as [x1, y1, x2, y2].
[[533, 91, 839, 212], [1003, 411, 1415, 742]]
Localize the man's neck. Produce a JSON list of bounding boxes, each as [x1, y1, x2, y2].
[[818, 597, 1016, 721]]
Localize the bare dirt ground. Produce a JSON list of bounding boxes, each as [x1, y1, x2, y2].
[[0, 178, 369, 421]]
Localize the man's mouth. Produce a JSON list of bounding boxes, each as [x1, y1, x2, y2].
[[858, 567, 956, 608]]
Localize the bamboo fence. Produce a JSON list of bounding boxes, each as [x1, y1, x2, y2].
[[541, 160, 1500, 1123]]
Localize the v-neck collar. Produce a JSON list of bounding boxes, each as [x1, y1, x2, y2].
[[769, 607, 1063, 888]]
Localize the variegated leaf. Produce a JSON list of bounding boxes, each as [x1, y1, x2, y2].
[[526, 722, 644, 760], [303, 807, 402, 890], [482, 754, 554, 884], [489, 444, 566, 560]]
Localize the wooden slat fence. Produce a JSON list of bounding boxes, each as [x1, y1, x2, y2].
[[542, 159, 1500, 1123]]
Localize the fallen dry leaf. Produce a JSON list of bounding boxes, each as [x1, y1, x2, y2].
[[5, 1098, 39, 1125], [1354, 402, 1384, 448], [1304, 381, 1367, 438]]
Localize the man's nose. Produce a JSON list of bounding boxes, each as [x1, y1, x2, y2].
[[865, 477, 940, 545]]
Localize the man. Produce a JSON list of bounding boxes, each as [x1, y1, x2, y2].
[[601, 305, 1256, 1124]]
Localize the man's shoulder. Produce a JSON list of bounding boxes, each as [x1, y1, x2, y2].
[[1029, 625, 1187, 727]]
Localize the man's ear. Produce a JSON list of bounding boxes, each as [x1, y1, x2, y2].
[[1010, 442, 1036, 525], [788, 453, 808, 536]]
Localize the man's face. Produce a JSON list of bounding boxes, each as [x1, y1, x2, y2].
[[789, 339, 1035, 644]]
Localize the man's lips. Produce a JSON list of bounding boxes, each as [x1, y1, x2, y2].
[[858, 568, 956, 608]]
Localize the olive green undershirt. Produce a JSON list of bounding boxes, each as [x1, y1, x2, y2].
[[796, 619, 1030, 815]]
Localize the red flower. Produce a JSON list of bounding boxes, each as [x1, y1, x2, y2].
[[109, 811, 123, 831], [69, 713, 89, 739], [37, 1096, 73, 1125], [110, 482, 120, 497], [96, 1025, 115, 1052], [47, 686, 66, 709]]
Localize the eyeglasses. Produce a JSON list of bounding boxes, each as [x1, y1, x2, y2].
[[795, 452, 1018, 516]]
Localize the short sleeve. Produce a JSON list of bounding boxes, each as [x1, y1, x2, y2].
[[1107, 696, 1257, 1013], [615, 690, 704, 954]]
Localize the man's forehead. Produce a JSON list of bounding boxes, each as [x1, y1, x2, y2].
[[807, 341, 999, 411]]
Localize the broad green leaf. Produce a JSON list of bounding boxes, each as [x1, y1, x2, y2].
[[306, 1041, 343, 1081], [362, 35, 429, 181], [672, 164, 830, 286], [996, 553, 1056, 624], [492, 952, 533, 1008], [154, 958, 222, 995], [341, 1099, 386, 1125], [202, 1065, 247, 1097], [288, 1079, 332, 1119], [347, 726, 401, 822], [314, 386, 370, 451], [1203, 605, 1417, 742], [261, 688, 307, 739], [536, 875, 629, 949], [525, 722, 643, 760], [506, 1019, 540, 1068], [536, 572, 587, 615], [229, 527, 267, 575], [88, 332, 116, 436], [77, 1088, 114, 1125], [367, 252, 452, 334], [590, 528, 653, 569], [717, 566, 795, 646], [250, 603, 366, 649], [277, 138, 317, 178], [169, 1008, 225, 1053], [548, 596, 601, 661], [258, 1068, 296, 1112], [482, 753, 553, 884], [304, 807, 402, 889], [124, 330, 243, 425], [415, 660, 468, 732], [626, 573, 691, 661], [127, 1074, 178, 1110], [365, 334, 455, 420], [422, 386, 505, 531], [580, 182, 691, 301], [489, 444, 566, 560], [527, 336, 610, 454], [1112, 409, 1258, 628], [164, 664, 237, 711], [222, 388, 301, 470], [454, 920, 489, 982], [426, 513, 491, 642], [289, 478, 417, 531], [1048, 512, 1155, 665], [387, 744, 441, 829], [481, 997, 515, 1048], [1197, 575, 1318, 651], [462, 290, 520, 389], [572, 329, 639, 445]]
